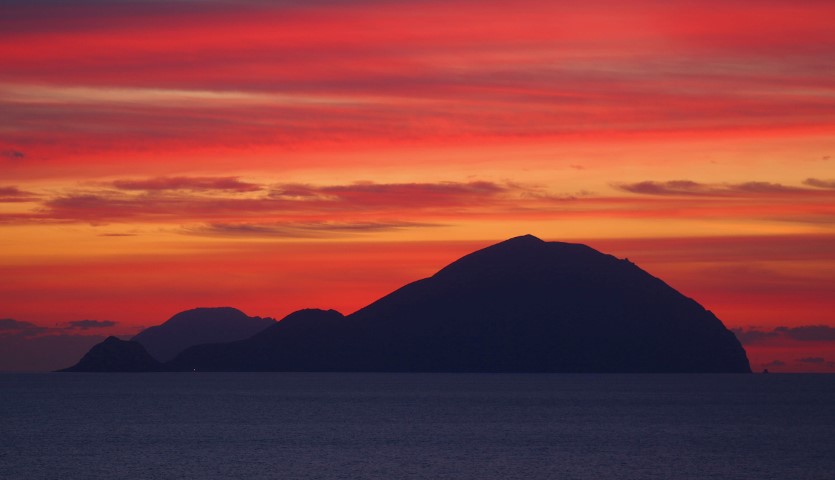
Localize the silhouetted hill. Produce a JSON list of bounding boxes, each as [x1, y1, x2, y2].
[[132, 307, 275, 362], [163, 235, 750, 373], [167, 309, 347, 371], [58, 336, 160, 372]]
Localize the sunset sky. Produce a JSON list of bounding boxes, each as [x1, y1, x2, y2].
[[2, 0, 834, 371]]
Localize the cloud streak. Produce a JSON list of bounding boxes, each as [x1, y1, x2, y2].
[[1, 318, 120, 336], [804, 178, 835, 190], [732, 325, 835, 344], [111, 176, 262, 193], [65, 320, 118, 330], [0, 318, 48, 337], [187, 220, 444, 238], [0, 186, 38, 202], [1, 180, 543, 229], [0, 316, 128, 371], [615, 180, 822, 197], [2, 1, 835, 162], [2, 176, 833, 232], [1, 150, 25, 161], [798, 356, 826, 364]]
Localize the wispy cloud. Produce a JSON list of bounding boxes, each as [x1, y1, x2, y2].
[[3, 1, 835, 161], [1, 318, 120, 336], [616, 180, 712, 196], [731, 328, 777, 344], [1, 180, 539, 228], [1, 150, 25, 161], [615, 180, 817, 197], [776, 325, 835, 342], [798, 356, 826, 364], [111, 176, 262, 193], [732, 325, 835, 344], [64, 320, 118, 330], [0, 316, 127, 371], [0, 185, 38, 202], [270, 181, 507, 197], [0, 318, 48, 337], [2, 176, 832, 231], [762, 360, 786, 368], [186, 220, 444, 238], [804, 178, 835, 190], [273, 181, 511, 208], [797, 356, 835, 368]]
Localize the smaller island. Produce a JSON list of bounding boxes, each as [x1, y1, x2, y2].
[[60, 337, 160, 372]]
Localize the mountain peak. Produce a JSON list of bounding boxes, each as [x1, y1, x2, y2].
[[58, 336, 160, 372], [432, 235, 597, 281], [482, 234, 548, 254], [500, 234, 545, 245]]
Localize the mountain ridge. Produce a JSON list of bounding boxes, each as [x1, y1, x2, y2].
[[61, 235, 751, 373], [131, 307, 275, 362]]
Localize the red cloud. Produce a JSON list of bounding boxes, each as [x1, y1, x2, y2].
[[188, 221, 444, 239], [111, 176, 262, 192], [2, 178, 833, 231], [16, 181, 521, 226], [0, 185, 39, 202], [3, 1, 834, 163]]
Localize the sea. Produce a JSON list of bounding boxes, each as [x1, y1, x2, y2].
[[1, 373, 833, 480]]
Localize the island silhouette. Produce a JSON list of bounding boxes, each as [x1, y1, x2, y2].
[[132, 307, 275, 362], [61, 235, 751, 373]]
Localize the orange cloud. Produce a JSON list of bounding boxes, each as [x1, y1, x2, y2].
[[804, 178, 835, 190]]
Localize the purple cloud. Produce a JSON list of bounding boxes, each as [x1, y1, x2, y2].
[[0, 318, 48, 337], [797, 357, 825, 364], [65, 320, 118, 330], [732, 325, 835, 344], [0, 186, 38, 203], [616, 180, 819, 197]]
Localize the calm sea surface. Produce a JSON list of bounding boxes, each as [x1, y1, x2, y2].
[[1, 373, 833, 479]]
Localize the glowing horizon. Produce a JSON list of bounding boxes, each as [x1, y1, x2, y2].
[[2, 0, 834, 372]]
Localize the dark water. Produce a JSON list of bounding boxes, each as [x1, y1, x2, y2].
[[1, 373, 833, 479]]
